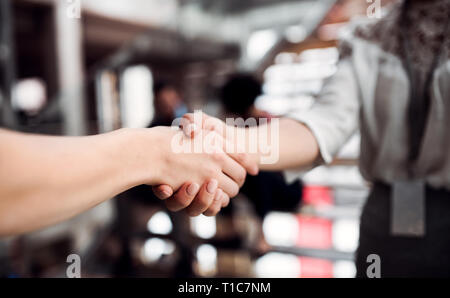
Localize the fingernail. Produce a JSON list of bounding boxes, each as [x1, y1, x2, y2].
[[186, 183, 200, 196], [156, 189, 171, 199], [160, 191, 171, 199], [207, 179, 218, 194]]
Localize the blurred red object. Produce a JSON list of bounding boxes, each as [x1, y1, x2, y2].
[[296, 215, 332, 249], [298, 257, 333, 278], [302, 185, 334, 206]]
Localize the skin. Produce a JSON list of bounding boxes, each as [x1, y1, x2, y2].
[[153, 112, 320, 206], [0, 126, 254, 236]]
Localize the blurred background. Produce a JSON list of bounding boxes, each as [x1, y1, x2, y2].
[[0, 0, 396, 278]]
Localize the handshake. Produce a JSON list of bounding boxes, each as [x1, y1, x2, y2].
[[143, 111, 261, 217], [0, 110, 283, 236]]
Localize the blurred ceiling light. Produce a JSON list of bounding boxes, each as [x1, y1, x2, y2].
[[284, 25, 307, 43], [262, 212, 299, 246], [196, 244, 217, 277], [142, 238, 175, 263], [332, 219, 359, 252], [120, 65, 154, 129], [13, 78, 46, 115], [247, 29, 278, 62], [190, 215, 216, 239], [254, 253, 300, 278], [333, 260, 357, 278], [147, 211, 173, 235]]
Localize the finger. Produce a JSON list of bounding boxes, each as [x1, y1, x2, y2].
[[203, 115, 224, 135], [229, 153, 259, 176], [185, 179, 218, 217], [185, 112, 223, 135], [221, 192, 230, 208], [203, 189, 223, 217], [222, 138, 259, 176], [165, 182, 200, 212], [217, 172, 240, 198], [152, 185, 174, 200], [181, 113, 204, 137], [219, 153, 247, 188], [182, 112, 196, 125], [179, 116, 198, 138], [228, 152, 259, 176]]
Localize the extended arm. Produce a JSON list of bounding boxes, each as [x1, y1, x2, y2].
[[0, 128, 145, 236], [0, 127, 248, 236]]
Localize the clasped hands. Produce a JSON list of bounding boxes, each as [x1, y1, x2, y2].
[[151, 112, 259, 217]]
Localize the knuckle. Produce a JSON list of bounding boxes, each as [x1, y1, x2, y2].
[[236, 152, 247, 163], [183, 113, 194, 121], [212, 152, 224, 162], [204, 165, 218, 178]]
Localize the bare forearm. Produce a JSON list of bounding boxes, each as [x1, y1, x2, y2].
[[0, 128, 155, 236], [262, 118, 319, 170], [232, 118, 320, 171]]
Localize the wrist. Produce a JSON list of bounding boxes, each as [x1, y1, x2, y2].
[[244, 126, 262, 169], [227, 125, 262, 169], [113, 128, 163, 187]]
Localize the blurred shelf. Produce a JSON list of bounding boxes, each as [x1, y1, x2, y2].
[[269, 245, 354, 262], [301, 205, 362, 220]]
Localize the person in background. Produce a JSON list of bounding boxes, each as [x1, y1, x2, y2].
[[220, 74, 272, 122], [150, 81, 187, 127], [155, 0, 450, 277]]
